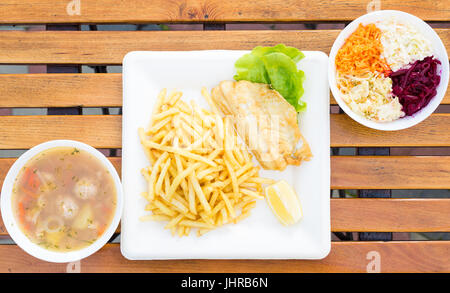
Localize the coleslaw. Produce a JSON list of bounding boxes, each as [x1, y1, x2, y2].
[[337, 72, 405, 122], [378, 18, 433, 71]]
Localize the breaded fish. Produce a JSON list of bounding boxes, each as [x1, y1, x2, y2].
[[211, 80, 312, 170]]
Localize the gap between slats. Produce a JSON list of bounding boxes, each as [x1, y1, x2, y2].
[[0, 242, 448, 272]]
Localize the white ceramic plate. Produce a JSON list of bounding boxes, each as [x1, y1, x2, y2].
[[0, 140, 123, 263], [329, 10, 449, 131], [121, 50, 330, 259]]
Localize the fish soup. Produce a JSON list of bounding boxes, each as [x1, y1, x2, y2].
[[11, 147, 117, 252]]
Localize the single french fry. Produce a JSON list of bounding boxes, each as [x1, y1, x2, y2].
[[243, 201, 257, 212], [168, 91, 183, 106], [188, 180, 197, 215], [147, 152, 169, 201], [240, 188, 264, 199], [179, 220, 214, 229], [170, 197, 189, 214], [147, 116, 172, 134], [224, 158, 239, 200], [220, 191, 236, 218], [189, 173, 211, 214], [165, 214, 184, 229], [155, 157, 171, 196], [233, 210, 251, 224], [197, 228, 212, 237], [209, 190, 219, 207], [154, 199, 177, 217], [201, 87, 221, 115]]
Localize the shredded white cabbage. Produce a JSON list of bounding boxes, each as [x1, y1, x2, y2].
[[377, 18, 433, 71], [337, 72, 405, 122]]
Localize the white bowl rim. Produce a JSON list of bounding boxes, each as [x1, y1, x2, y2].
[[328, 10, 449, 131], [0, 140, 123, 263]]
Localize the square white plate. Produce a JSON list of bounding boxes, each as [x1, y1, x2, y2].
[[121, 50, 330, 260]]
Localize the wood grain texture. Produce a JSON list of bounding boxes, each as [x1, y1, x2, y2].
[[0, 74, 122, 108], [0, 242, 448, 272], [331, 113, 450, 147], [1, 114, 450, 149], [332, 156, 450, 189], [0, 30, 448, 64], [331, 198, 450, 232], [0, 73, 448, 107], [0, 0, 448, 23], [0, 116, 121, 149]]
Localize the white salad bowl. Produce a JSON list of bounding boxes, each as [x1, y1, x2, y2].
[[0, 140, 123, 263], [329, 10, 449, 131]]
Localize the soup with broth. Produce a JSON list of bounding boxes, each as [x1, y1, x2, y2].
[[11, 147, 117, 252]]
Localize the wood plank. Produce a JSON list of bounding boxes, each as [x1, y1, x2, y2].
[[1, 114, 450, 149], [331, 198, 450, 232], [0, 0, 448, 23], [1, 197, 449, 236], [332, 156, 450, 189], [0, 115, 121, 149], [0, 73, 449, 107], [0, 242, 448, 272], [0, 74, 122, 108], [331, 113, 450, 147], [0, 30, 448, 64]]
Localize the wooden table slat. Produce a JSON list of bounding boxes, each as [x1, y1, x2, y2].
[[0, 73, 449, 107], [0, 0, 449, 24], [330, 114, 450, 147], [1, 114, 450, 149], [0, 30, 448, 64], [330, 198, 450, 232], [332, 156, 450, 189], [0, 242, 448, 273]]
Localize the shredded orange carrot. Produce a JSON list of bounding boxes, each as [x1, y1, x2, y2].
[[335, 23, 391, 76], [18, 201, 30, 231]]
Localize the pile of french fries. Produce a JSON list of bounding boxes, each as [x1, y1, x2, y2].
[[138, 88, 274, 237]]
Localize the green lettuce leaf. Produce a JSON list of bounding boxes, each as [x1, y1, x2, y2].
[[233, 52, 270, 84], [233, 44, 306, 112], [261, 52, 306, 112], [252, 44, 305, 63]]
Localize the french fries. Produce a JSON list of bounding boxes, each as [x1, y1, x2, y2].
[[138, 89, 267, 237]]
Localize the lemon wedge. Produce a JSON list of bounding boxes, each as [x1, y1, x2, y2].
[[265, 180, 303, 226]]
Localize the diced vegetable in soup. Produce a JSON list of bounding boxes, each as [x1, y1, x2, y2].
[[11, 147, 117, 252]]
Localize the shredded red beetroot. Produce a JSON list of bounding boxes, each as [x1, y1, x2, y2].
[[390, 56, 441, 116]]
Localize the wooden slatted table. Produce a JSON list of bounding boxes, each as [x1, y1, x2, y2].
[[0, 0, 449, 273]]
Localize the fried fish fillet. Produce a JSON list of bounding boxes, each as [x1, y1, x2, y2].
[[211, 80, 312, 171]]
